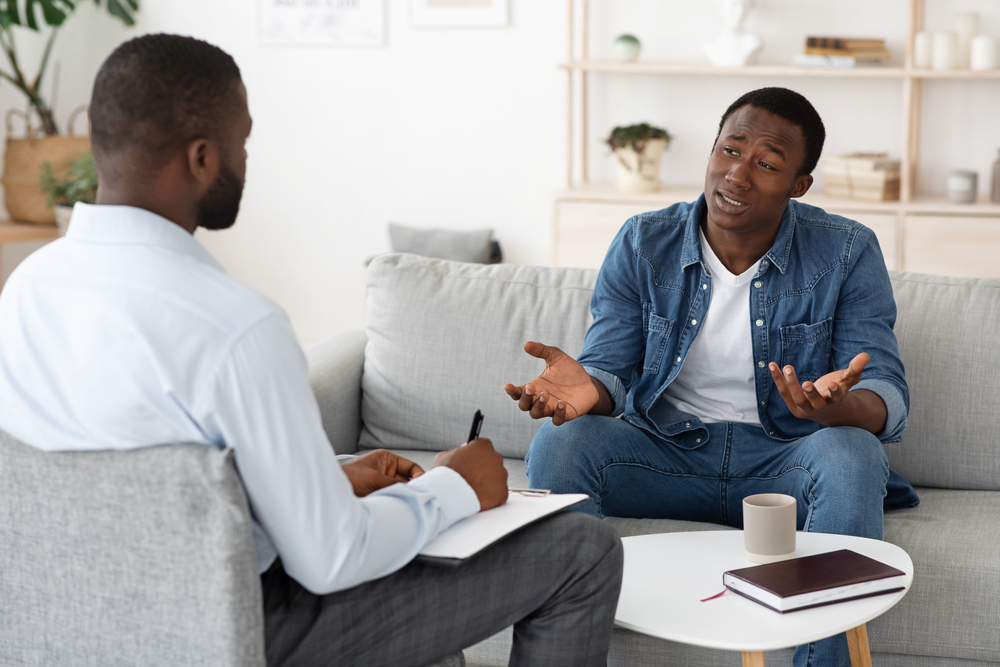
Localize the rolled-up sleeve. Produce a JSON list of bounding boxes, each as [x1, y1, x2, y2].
[[835, 230, 910, 443], [577, 218, 647, 416]]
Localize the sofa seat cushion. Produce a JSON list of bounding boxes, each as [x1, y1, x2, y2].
[[871, 488, 1000, 663], [361, 254, 597, 459], [886, 273, 1000, 490], [382, 449, 529, 490]]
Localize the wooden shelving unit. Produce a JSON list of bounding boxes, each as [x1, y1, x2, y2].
[[555, 0, 1000, 277]]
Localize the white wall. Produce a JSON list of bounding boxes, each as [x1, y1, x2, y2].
[[2, 0, 999, 344]]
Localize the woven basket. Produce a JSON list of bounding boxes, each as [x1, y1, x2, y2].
[[1, 108, 90, 224]]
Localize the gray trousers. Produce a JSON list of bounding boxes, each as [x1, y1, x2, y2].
[[262, 511, 624, 667]]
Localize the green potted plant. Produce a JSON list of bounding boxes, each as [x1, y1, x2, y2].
[[39, 150, 96, 234], [606, 123, 671, 193], [0, 0, 137, 224]]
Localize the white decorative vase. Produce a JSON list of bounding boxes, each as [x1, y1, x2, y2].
[[54, 205, 73, 235], [614, 139, 667, 193]]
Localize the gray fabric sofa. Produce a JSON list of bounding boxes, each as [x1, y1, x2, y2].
[[3, 252, 997, 666], [307, 253, 1000, 667]]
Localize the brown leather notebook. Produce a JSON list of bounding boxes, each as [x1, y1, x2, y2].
[[723, 549, 906, 614]]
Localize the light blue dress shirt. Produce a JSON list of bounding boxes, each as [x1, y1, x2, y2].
[[0, 203, 480, 594]]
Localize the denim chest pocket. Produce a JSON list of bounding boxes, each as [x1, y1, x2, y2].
[[643, 312, 675, 374], [779, 318, 833, 383]]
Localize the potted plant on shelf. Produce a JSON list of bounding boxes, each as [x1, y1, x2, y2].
[[0, 0, 137, 224], [606, 123, 671, 193], [39, 150, 96, 234]]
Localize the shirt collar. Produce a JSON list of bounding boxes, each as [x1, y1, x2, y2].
[[681, 193, 797, 275], [66, 203, 225, 273]]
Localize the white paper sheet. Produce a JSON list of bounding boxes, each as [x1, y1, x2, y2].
[[418, 492, 590, 561]]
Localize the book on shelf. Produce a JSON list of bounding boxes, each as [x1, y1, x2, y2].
[[806, 36, 886, 51], [823, 153, 901, 200], [791, 54, 885, 68], [803, 47, 891, 61], [723, 549, 907, 614]]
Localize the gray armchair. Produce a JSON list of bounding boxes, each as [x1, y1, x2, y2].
[[0, 432, 265, 666]]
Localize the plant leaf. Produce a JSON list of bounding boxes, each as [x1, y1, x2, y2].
[[24, 0, 71, 29], [99, 0, 136, 25], [1, 0, 23, 26]]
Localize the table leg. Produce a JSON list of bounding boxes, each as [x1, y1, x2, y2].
[[846, 623, 873, 667], [742, 651, 765, 667]]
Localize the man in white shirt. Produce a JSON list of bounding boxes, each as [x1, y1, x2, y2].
[[0, 34, 623, 667]]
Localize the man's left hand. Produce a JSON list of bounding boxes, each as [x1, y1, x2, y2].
[[341, 449, 425, 497], [769, 352, 871, 426]]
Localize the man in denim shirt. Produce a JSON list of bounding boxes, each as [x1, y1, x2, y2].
[[505, 87, 910, 667]]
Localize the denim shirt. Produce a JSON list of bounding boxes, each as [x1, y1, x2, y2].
[[577, 195, 908, 448]]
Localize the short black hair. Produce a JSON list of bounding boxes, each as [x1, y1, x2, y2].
[[90, 34, 242, 169], [716, 87, 825, 176]]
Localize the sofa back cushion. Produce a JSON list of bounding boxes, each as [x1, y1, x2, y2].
[[885, 272, 1000, 490], [361, 254, 597, 458], [0, 432, 265, 666]]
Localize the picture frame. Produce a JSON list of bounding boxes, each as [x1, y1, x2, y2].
[[259, 0, 386, 47], [410, 0, 509, 28]]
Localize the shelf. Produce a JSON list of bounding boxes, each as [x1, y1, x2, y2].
[[0, 219, 60, 244], [563, 60, 1000, 80], [556, 183, 1000, 217]]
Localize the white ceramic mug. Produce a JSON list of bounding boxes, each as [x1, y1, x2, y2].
[[743, 493, 797, 564]]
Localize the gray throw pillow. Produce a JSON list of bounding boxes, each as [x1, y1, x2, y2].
[[388, 222, 493, 264]]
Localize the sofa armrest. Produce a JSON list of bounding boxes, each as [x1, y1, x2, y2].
[[306, 330, 368, 455]]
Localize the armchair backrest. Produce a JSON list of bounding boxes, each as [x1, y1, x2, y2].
[[0, 431, 265, 666]]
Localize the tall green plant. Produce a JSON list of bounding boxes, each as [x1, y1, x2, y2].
[[0, 0, 138, 136]]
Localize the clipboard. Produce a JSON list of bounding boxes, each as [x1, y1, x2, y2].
[[417, 491, 591, 566]]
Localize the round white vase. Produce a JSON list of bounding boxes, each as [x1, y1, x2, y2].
[[614, 139, 667, 193]]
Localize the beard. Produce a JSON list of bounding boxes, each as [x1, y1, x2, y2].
[[196, 163, 244, 231]]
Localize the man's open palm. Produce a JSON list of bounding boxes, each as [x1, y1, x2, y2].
[[503, 341, 599, 425]]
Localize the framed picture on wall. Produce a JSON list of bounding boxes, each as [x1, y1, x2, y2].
[[260, 0, 385, 46], [410, 0, 509, 27]]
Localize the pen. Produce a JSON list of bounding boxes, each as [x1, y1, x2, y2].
[[466, 410, 483, 444]]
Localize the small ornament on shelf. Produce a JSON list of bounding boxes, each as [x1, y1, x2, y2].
[[606, 123, 671, 194], [947, 171, 978, 204], [992, 150, 1000, 204], [703, 0, 761, 67], [612, 34, 641, 62]]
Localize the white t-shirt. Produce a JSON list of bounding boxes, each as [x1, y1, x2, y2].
[[663, 228, 762, 425]]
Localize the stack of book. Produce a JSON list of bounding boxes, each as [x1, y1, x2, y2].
[[793, 36, 891, 68], [823, 153, 900, 202]]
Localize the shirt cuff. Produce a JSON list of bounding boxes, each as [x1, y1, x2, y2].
[[582, 366, 626, 417], [854, 378, 907, 443], [335, 454, 358, 463], [404, 466, 481, 525]]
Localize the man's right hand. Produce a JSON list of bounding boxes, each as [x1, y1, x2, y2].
[[503, 341, 607, 425], [433, 438, 508, 511]]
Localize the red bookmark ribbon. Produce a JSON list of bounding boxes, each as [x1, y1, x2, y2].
[[700, 589, 728, 602]]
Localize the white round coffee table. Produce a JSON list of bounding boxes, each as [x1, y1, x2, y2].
[[616, 531, 913, 667]]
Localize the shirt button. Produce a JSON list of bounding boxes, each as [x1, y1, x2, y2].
[[685, 422, 691, 428], [691, 319, 697, 325], [755, 319, 764, 327], [695, 437, 702, 443], [754, 280, 762, 288], [762, 260, 769, 267], [769, 430, 775, 435], [760, 400, 766, 406], [758, 360, 766, 368], [676, 356, 682, 363], [702, 284, 707, 290]]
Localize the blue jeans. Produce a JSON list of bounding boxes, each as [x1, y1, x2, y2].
[[526, 416, 890, 667]]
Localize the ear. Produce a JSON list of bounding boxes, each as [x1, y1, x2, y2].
[[790, 173, 813, 198], [185, 138, 220, 192]]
